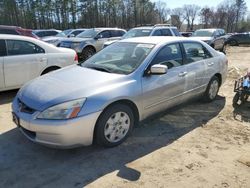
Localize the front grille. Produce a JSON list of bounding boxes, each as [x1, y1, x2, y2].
[[18, 99, 35, 114]]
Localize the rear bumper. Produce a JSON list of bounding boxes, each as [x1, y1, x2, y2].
[[12, 98, 101, 148]]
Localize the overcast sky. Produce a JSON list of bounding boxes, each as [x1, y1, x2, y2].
[[151, 0, 250, 10]]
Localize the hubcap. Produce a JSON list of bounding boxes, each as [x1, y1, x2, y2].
[[104, 112, 130, 143], [209, 80, 219, 99]]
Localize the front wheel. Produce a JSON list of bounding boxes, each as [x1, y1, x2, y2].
[[95, 104, 134, 147], [202, 76, 220, 102], [80, 47, 95, 62]]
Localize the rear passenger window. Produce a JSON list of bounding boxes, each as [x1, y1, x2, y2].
[[6, 40, 45, 56], [111, 30, 125, 37], [71, 30, 83, 36], [46, 31, 58, 36], [161, 29, 172, 36], [172, 28, 181, 36], [152, 30, 162, 36], [151, 43, 183, 69], [0, 40, 7, 56], [98, 31, 110, 38], [183, 42, 212, 64]]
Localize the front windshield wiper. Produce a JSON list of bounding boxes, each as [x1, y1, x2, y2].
[[84, 65, 112, 73]]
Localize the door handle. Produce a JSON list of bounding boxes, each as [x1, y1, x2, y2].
[[207, 62, 214, 66], [178, 71, 188, 77]]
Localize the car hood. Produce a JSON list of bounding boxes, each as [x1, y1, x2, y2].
[[190, 36, 213, 41], [18, 65, 127, 111], [60, 37, 91, 43], [42, 36, 62, 41], [104, 40, 119, 45]]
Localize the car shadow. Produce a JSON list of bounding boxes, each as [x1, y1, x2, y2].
[[0, 89, 18, 105], [0, 96, 225, 188]]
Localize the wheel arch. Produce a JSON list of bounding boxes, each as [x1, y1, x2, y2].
[[82, 45, 96, 53], [93, 99, 140, 141], [214, 73, 222, 86], [40, 65, 61, 75]]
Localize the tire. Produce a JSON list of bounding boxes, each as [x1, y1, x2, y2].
[[80, 47, 95, 62], [202, 76, 220, 102], [229, 39, 238, 46], [95, 104, 134, 147], [222, 43, 230, 54], [233, 92, 240, 107], [233, 92, 248, 107]]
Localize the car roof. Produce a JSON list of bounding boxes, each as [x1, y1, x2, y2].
[[131, 25, 177, 30], [0, 34, 35, 40], [195, 28, 223, 32], [33, 29, 61, 33], [0, 25, 32, 31], [119, 36, 198, 45], [92, 28, 125, 31]]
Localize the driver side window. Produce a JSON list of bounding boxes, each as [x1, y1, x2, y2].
[[151, 43, 183, 69]]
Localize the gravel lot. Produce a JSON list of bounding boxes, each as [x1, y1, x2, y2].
[[0, 47, 250, 188]]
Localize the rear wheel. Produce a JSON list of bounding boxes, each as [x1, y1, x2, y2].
[[202, 76, 220, 102], [95, 104, 134, 147], [80, 47, 95, 62], [229, 39, 238, 46]]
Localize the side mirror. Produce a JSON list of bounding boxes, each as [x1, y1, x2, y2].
[[150, 64, 168, 75], [68, 34, 75, 38]]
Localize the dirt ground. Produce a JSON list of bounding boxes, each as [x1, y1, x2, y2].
[[0, 47, 250, 188]]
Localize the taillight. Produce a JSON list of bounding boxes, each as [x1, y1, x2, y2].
[[74, 53, 78, 62]]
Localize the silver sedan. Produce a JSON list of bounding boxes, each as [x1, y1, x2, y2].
[[12, 37, 228, 148]]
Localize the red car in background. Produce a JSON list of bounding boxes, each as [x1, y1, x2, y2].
[[0, 25, 39, 39]]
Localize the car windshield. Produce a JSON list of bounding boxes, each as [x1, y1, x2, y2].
[[76, 29, 99, 38], [56, 29, 72, 37], [192, 30, 214, 37], [122, 28, 152, 39], [81, 42, 155, 75]]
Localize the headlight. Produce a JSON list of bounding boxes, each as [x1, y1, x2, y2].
[[37, 98, 86, 120], [47, 39, 58, 44]]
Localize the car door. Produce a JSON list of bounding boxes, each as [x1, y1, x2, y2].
[[0, 39, 6, 90], [214, 30, 225, 50], [95, 30, 111, 52], [181, 42, 208, 99], [247, 33, 250, 44], [4, 39, 47, 88], [142, 43, 187, 117]]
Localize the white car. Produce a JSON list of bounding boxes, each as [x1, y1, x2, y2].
[[0, 34, 78, 92]]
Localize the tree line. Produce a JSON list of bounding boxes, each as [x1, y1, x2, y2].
[[0, 0, 249, 32]]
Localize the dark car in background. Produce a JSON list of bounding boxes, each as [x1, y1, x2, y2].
[[58, 28, 126, 62], [0, 25, 38, 39], [42, 29, 86, 46], [180, 32, 193, 37], [191, 28, 226, 52], [225, 32, 250, 46], [33, 29, 61, 39]]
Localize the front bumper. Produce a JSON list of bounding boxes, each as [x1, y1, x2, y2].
[[12, 98, 101, 148]]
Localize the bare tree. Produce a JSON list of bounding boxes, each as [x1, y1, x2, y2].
[[171, 8, 184, 29], [183, 4, 200, 31], [155, 0, 170, 23], [200, 7, 213, 28], [235, 0, 247, 31]]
